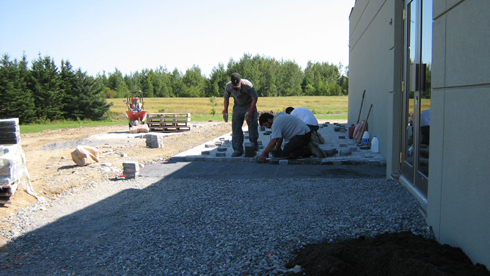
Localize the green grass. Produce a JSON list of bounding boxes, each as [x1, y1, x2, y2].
[[20, 96, 349, 133], [20, 120, 126, 134]]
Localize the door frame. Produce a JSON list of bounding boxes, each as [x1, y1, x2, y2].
[[400, 0, 432, 210]]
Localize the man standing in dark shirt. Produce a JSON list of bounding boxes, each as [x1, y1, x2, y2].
[[223, 73, 258, 157]]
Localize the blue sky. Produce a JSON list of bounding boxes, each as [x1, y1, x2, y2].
[[1, 0, 355, 77]]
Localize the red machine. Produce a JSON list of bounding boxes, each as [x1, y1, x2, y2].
[[123, 90, 149, 133]]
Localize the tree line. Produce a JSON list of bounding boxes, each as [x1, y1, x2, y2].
[[1, 53, 348, 124], [103, 54, 348, 98]]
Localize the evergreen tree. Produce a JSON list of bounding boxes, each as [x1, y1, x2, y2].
[[170, 69, 184, 97], [59, 60, 112, 120], [107, 69, 128, 97], [152, 67, 171, 97], [0, 54, 36, 123], [139, 69, 155, 97], [205, 63, 228, 97], [182, 65, 205, 97], [68, 71, 112, 120], [29, 55, 64, 121]]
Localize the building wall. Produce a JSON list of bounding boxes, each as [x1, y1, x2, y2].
[[350, 0, 490, 268], [348, 0, 402, 177], [428, 0, 490, 267]]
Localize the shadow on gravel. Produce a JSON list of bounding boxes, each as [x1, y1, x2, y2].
[[1, 161, 488, 275], [140, 161, 387, 180]]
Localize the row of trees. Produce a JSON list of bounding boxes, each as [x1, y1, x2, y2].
[[1, 54, 111, 124], [1, 53, 348, 124], [103, 54, 348, 98]]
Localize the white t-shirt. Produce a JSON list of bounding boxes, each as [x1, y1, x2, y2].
[[271, 112, 310, 140], [290, 107, 318, 126], [421, 109, 430, 127]]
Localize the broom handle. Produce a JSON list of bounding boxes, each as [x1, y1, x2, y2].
[[365, 104, 373, 122], [357, 90, 366, 124]]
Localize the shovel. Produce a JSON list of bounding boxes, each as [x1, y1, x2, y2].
[[349, 90, 366, 139], [354, 104, 373, 144]]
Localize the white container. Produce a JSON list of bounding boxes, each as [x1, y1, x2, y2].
[[361, 131, 370, 143], [371, 136, 379, 153]]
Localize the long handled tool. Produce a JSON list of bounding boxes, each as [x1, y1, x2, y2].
[[353, 104, 373, 144], [349, 90, 366, 139], [357, 90, 366, 124]]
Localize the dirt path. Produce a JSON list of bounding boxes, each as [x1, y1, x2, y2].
[[0, 121, 232, 246]]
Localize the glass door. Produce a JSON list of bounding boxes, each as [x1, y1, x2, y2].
[[401, 0, 432, 198]]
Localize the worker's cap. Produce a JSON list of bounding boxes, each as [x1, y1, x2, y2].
[[231, 73, 241, 88]]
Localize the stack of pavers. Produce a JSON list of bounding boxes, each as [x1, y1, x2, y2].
[[0, 118, 28, 206], [244, 142, 257, 157], [146, 133, 164, 148], [0, 118, 20, 145], [123, 162, 139, 179]]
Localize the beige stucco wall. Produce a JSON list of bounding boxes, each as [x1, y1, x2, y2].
[[348, 0, 402, 177], [350, 0, 490, 268], [428, 0, 490, 267]]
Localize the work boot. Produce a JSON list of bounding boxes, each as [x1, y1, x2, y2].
[[311, 131, 325, 144], [311, 131, 320, 144], [307, 141, 327, 158], [231, 150, 243, 157], [317, 132, 325, 144]]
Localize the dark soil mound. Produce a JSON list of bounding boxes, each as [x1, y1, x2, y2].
[[287, 232, 490, 276]]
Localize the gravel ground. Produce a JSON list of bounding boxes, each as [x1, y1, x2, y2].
[[0, 166, 428, 275]]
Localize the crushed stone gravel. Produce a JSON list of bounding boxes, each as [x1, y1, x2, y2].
[[0, 171, 428, 275]]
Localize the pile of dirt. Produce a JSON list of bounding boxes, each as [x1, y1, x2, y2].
[[287, 231, 490, 276]]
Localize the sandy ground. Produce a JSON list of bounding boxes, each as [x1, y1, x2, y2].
[[0, 120, 233, 246]]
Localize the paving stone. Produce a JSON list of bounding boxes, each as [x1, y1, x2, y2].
[[194, 156, 207, 161], [146, 134, 164, 148], [269, 159, 279, 164], [217, 147, 227, 152], [340, 149, 352, 156], [123, 162, 139, 178], [171, 156, 187, 162], [225, 157, 242, 162], [169, 122, 387, 166]]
